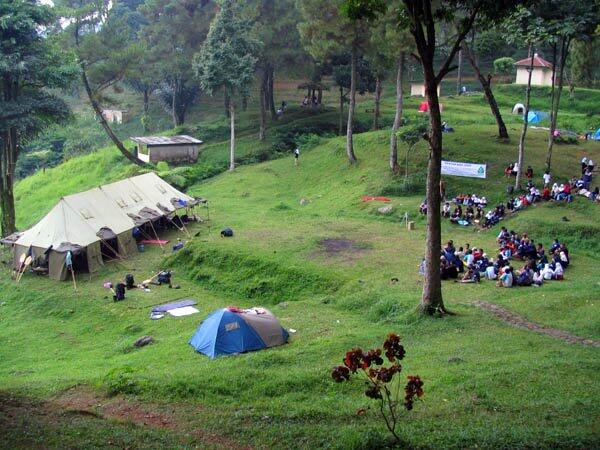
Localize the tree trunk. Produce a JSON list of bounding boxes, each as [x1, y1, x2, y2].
[[421, 68, 444, 314], [229, 101, 235, 171], [224, 91, 230, 118], [171, 81, 178, 126], [267, 64, 276, 119], [0, 128, 17, 236], [546, 43, 558, 168], [259, 73, 267, 141], [546, 38, 569, 172], [81, 67, 145, 167], [143, 88, 149, 115], [515, 48, 534, 190], [317, 88, 323, 105], [339, 86, 344, 136], [390, 53, 405, 173], [456, 48, 463, 95], [463, 42, 508, 139], [373, 75, 382, 130], [346, 47, 358, 164]]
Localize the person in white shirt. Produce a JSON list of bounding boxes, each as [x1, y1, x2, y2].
[[543, 171, 551, 186], [541, 264, 553, 280], [485, 264, 497, 280], [553, 262, 564, 280]]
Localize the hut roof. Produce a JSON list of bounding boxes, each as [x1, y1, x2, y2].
[[131, 135, 203, 146]]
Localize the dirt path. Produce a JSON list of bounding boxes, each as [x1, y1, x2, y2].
[[52, 386, 251, 449], [473, 300, 600, 347]]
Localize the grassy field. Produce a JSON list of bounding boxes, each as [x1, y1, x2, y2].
[[1, 84, 600, 449]]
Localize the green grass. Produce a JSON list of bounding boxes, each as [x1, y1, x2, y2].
[[2, 85, 600, 449]]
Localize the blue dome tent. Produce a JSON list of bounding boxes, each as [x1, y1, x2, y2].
[[525, 111, 549, 124], [189, 307, 289, 358], [594, 128, 600, 140]]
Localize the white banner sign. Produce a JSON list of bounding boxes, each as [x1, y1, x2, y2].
[[441, 160, 487, 179]]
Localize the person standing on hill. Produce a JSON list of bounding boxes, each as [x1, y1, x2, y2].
[[543, 170, 551, 187], [294, 147, 300, 166]]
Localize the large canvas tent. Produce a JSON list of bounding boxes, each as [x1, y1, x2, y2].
[[7, 173, 197, 280]]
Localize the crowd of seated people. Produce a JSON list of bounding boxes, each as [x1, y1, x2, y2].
[[573, 156, 599, 203], [434, 232, 570, 287]]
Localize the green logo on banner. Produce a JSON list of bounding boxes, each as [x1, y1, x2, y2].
[[478, 166, 484, 174]]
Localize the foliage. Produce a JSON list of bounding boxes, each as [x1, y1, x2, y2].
[[0, 0, 77, 234], [194, 0, 261, 102], [494, 57, 516, 76], [139, 0, 214, 125], [331, 334, 424, 444]]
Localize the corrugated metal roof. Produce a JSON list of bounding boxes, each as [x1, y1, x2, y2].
[[131, 135, 203, 145]]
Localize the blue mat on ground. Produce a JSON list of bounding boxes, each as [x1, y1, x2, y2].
[[152, 299, 196, 313]]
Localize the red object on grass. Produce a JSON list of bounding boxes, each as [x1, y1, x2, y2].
[[140, 239, 169, 245], [362, 196, 391, 203]]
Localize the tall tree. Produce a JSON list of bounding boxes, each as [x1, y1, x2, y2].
[[194, 0, 260, 171], [462, 27, 509, 139], [140, 0, 215, 127], [297, 0, 385, 164], [503, 6, 549, 190], [247, 0, 305, 127], [332, 55, 376, 136], [0, 0, 76, 235], [542, 1, 599, 171], [401, 0, 522, 314], [61, 0, 145, 166]]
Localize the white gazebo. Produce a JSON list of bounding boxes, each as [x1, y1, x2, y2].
[[514, 54, 554, 87]]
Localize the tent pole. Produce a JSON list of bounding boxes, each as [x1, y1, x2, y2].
[[149, 220, 165, 252], [70, 266, 77, 291]]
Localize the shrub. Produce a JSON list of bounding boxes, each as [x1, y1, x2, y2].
[[331, 334, 424, 444], [103, 366, 142, 396]]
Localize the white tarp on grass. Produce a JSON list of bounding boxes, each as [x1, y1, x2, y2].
[[441, 160, 487, 179]]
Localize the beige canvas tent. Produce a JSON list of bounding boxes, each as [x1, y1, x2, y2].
[[8, 173, 197, 280]]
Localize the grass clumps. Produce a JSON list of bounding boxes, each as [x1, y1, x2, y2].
[[168, 243, 342, 304]]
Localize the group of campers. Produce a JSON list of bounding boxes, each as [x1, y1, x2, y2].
[[432, 230, 570, 287], [429, 158, 597, 229]]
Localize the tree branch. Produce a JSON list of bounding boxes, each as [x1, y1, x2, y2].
[[435, 2, 482, 84]]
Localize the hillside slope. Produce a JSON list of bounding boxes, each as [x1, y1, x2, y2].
[[2, 114, 600, 448]]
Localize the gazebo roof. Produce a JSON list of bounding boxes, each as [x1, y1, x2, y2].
[[514, 54, 553, 69]]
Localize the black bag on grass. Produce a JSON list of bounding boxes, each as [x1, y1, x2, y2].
[[220, 227, 234, 237], [125, 274, 135, 290]]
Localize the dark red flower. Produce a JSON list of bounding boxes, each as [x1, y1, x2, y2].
[[365, 385, 383, 399], [344, 348, 364, 373], [362, 349, 383, 369], [331, 365, 351, 382], [383, 333, 405, 362], [404, 375, 424, 410]]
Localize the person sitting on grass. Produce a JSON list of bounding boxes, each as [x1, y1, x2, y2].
[[485, 262, 497, 280], [458, 265, 480, 283], [442, 202, 451, 218], [419, 200, 428, 215], [553, 261, 564, 280], [526, 166, 534, 181], [515, 265, 533, 286], [504, 163, 513, 178], [541, 263, 554, 280], [542, 185, 551, 200], [497, 266, 513, 288]]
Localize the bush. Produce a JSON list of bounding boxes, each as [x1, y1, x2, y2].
[[103, 366, 142, 396], [494, 57, 516, 76]]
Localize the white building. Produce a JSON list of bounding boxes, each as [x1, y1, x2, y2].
[[131, 135, 203, 164], [410, 82, 441, 97], [514, 54, 554, 86]]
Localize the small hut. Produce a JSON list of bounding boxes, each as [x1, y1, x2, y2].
[[101, 109, 128, 124], [410, 82, 441, 97], [514, 54, 554, 86], [131, 135, 203, 164]]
